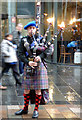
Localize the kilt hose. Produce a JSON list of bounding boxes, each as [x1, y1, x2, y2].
[[22, 62, 48, 90]]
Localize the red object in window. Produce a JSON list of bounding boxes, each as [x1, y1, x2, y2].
[[12, 17, 16, 23]]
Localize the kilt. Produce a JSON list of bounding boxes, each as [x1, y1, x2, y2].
[[22, 62, 48, 90]]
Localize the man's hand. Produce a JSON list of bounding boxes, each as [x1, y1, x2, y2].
[[74, 49, 77, 52], [29, 61, 37, 69], [34, 56, 41, 62]]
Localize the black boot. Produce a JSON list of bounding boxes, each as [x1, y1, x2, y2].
[[15, 109, 28, 115], [15, 93, 30, 115], [32, 110, 39, 118]]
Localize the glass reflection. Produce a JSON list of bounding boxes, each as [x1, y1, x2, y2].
[[49, 84, 54, 102], [65, 91, 75, 102]]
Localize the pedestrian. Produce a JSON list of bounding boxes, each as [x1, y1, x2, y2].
[[15, 21, 48, 118], [12, 23, 24, 76], [0, 83, 7, 90], [0, 33, 21, 86], [12, 23, 23, 47]]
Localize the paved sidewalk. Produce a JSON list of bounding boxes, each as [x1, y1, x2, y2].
[[1, 104, 81, 119], [0, 64, 82, 120]]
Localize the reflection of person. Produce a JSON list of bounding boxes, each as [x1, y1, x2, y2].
[[67, 38, 78, 62], [15, 21, 48, 118], [12, 23, 23, 46], [12, 23, 24, 75], [0, 33, 21, 86], [67, 40, 78, 48]]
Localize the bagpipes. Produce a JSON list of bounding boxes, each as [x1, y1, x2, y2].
[[31, 27, 63, 57], [23, 22, 63, 61]]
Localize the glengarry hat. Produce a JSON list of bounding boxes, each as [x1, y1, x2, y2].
[[24, 21, 36, 30]]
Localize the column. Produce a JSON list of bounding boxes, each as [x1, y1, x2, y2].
[[53, 2, 58, 63], [8, 1, 16, 33], [47, 2, 52, 41]]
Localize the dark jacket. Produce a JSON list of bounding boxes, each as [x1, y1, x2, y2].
[[18, 35, 45, 66], [12, 30, 22, 47]]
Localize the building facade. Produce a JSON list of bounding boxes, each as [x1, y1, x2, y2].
[[1, 1, 82, 63]]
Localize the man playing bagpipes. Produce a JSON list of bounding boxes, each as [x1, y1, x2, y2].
[[15, 21, 49, 118]]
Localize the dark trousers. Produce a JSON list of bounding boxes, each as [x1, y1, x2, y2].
[[2, 57, 9, 73], [66, 47, 75, 63], [0, 63, 20, 84], [19, 60, 24, 74], [17, 51, 24, 74]]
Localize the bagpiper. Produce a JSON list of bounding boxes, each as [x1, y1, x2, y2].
[[15, 21, 49, 118]]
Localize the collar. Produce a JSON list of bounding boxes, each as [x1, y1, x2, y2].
[[27, 35, 37, 44]]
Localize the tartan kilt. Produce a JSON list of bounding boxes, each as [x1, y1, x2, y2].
[[22, 62, 48, 90]]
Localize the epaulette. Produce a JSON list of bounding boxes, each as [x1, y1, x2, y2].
[[21, 36, 27, 39], [21, 36, 27, 42]]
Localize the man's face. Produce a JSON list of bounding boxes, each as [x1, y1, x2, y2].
[[27, 26, 36, 36], [18, 25, 23, 31], [16, 25, 23, 32], [6, 35, 13, 41]]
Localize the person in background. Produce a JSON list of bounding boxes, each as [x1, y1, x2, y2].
[[67, 37, 78, 62], [0, 83, 7, 90], [12, 23, 23, 47], [0, 33, 21, 86], [67, 37, 78, 50], [15, 21, 48, 118], [12, 23, 24, 76]]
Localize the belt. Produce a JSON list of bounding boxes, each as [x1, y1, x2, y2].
[[28, 57, 34, 62]]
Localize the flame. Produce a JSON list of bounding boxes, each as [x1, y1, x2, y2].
[[37, 2, 40, 6], [69, 17, 76, 25], [47, 17, 54, 24], [58, 21, 65, 28], [69, 19, 73, 24], [73, 17, 76, 22], [44, 13, 48, 16]]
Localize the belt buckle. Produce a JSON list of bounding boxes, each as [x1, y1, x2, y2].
[[28, 57, 34, 61]]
